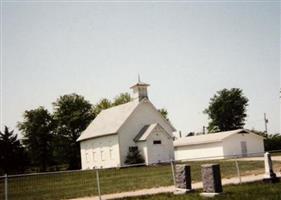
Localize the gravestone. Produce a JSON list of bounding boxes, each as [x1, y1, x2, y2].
[[174, 164, 192, 194], [200, 164, 222, 197], [263, 152, 279, 183]]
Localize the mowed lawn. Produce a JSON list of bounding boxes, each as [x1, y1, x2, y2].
[[117, 181, 281, 200], [0, 160, 278, 200]]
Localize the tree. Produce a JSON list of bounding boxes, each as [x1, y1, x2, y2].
[[158, 108, 169, 121], [264, 133, 281, 151], [0, 126, 29, 174], [18, 107, 54, 172], [124, 146, 144, 165], [53, 93, 95, 169], [252, 129, 281, 151], [204, 88, 249, 132], [113, 93, 132, 106], [93, 93, 132, 116], [93, 98, 112, 116]]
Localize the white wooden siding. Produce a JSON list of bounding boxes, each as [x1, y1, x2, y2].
[[174, 142, 224, 161], [80, 134, 120, 169], [118, 101, 174, 165]]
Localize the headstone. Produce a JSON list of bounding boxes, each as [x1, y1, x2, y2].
[[200, 164, 222, 197], [174, 164, 192, 194], [263, 152, 279, 183]]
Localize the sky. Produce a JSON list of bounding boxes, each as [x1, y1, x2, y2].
[[1, 0, 280, 137]]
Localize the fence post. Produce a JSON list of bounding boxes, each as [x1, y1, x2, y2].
[[170, 160, 176, 187], [96, 169, 102, 200], [234, 160, 241, 184], [4, 174, 8, 200]]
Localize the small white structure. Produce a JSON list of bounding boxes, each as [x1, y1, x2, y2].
[[174, 129, 264, 161], [77, 80, 176, 169]]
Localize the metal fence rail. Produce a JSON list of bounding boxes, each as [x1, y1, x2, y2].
[[0, 150, 280, 200]]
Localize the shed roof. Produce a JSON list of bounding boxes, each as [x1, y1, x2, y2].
[[173, 129, 258, 147], [77, 101, 138, 141]]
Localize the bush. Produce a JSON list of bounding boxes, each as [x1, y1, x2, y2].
[[125, 146, 144, 165]]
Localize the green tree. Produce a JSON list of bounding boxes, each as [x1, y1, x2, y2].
[[18, 107, 54, 171], [125, 146, 144, 165], [94, 93, 169, 121], [264, 134, 281, 151], [158, 108, 169, 121], [0, 126, 29, 174], [93, 98, 112, 116], [93, 93, 132, 115], [113, 93, 132, 106], [251, 129, 281, 151], [204, 88, 249, 132], [53, 94, 95, 169]]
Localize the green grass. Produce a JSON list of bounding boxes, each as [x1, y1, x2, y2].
[[0, 160, 280, 200], [116, 181, 281, 200], [271, 151, 281, 156]]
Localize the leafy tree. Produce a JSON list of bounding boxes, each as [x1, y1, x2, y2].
[[93, 98, 112, 116], [0, 126, 29, 174], [158, 108, 169, 121], [125, 146, 144, 165], [53, 93, 95, 169], [93, 93, 131, 115], [113, 93, 132, 106], [18, 107, 54, 172], [264, 134, 281, 151], [251, 129, 281, 151], [94, 93, 169, 121], [204, 88, 249, 132]]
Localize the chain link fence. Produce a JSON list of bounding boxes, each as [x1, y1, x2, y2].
[[1, 150, 280, 200]]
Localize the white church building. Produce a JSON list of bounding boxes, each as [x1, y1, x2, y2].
[[77, 80, 176, 169]]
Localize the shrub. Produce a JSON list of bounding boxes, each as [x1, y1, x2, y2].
[[125, 146, 144, 165]]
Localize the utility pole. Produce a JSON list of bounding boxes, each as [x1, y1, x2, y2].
[[264, 113, 268, 133], [203, 126, 206, 134]]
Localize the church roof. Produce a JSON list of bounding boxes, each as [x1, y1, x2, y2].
[[173, 129, 262, 147], [77, 101, 138, 142], [130, 81, 150, 89]]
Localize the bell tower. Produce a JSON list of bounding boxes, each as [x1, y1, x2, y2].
[[130, 76, 150, 102]]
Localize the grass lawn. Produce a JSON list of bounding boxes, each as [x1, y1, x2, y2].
[[271, 151, 281, 156], [117, 181, 281, 200], [0, 160, 279, 200]]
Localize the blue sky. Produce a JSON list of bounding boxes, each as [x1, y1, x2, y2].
[[1, 1, 280, 136]]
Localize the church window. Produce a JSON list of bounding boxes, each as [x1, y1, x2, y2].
[[92, 151, 96, 161], [129, 146, 138, 151], [153, 140, 161, 144], [109, 148, 113, 160], [101, 150, 105, 161]]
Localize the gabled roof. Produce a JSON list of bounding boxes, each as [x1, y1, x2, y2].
[[134, 123, 172, 142], [77, 97, 176, 142], [173, 129, 260, 147], [77, 101, 138, 141]]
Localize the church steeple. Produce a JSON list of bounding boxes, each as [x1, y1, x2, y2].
[[130, 76, 150, 102]]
